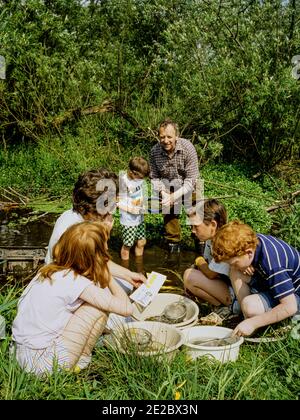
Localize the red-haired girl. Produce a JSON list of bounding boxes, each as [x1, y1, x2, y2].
[[12, 221, 133, 376]]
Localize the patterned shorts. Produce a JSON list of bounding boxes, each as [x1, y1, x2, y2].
[[121, 223, 146, 247]]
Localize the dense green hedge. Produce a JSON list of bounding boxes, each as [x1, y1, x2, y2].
[[0, 0, 299, 169], [0, 0, 299, 248]]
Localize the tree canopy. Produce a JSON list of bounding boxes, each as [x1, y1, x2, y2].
[[0, 0, 299, 168]]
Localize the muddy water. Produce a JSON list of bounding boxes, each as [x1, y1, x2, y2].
[[0, 209, 197, 290], [0, 208, 57, 247]]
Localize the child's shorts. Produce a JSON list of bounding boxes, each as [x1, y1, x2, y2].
[[258, 291, 300, 313], [12, 337, 70, 377], [121, 223, 146, 247]]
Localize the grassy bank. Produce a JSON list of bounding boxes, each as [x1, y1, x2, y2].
[[0, 283, 299, 400]]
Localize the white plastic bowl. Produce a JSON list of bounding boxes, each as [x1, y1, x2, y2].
[[182, 326, 244, 363], [177, 317, 198, 330], [105, 321, 184, 361], [132, 293, 199, 328]]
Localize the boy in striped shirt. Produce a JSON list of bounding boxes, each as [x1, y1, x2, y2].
[[212, 221, 300, 337]]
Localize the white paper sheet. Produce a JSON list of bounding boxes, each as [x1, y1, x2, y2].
[[129, 271, 166, 308]]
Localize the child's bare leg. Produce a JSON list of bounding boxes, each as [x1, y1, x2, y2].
[[121, 245, 131, 260], [134, 255, 144, 274], [241, 294, 265, 318], [230, 267, 252, 316], [135, 239, 146, 257], [120, 258, 130, 270], [81, 312, 107, 357], [184, 268, 232, 306], [62, 303, 107, 367]]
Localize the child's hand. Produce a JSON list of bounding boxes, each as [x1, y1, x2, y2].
[[127, 271, 147, 288], [194, 256, 207, 268], [194, 257, 220, 280], [161, 191, 174, 208], [243, 265, 255, 276], [130, 207, 142, 215], [232, 318, 256, 337]]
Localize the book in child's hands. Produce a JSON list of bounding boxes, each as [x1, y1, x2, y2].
[[130, 271, 166, 308]]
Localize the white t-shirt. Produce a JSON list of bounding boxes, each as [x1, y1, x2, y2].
[[45, 209, 83, 264], [12, 270, 92, 349], [119, 172, 145, 227], [44, 208, 133, 297], [204, 240, 230, 277]]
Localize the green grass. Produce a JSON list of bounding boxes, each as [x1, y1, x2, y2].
[[0, 283, 299, 400]]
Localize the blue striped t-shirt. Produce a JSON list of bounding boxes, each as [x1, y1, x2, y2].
[[252, 234, 300, 301]]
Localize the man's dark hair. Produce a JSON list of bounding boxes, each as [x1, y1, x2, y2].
[[158, 119, 179, 136], [72, 168, 118, 217]]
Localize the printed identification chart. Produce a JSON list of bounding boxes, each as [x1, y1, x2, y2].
[[130, 271, 166, 307]]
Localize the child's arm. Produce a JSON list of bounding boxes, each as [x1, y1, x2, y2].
[[79, 280, 134, 317], [195, 256, 221, 280], [230, 267, 252, 307], [108, 260, 146, 287], [117, 202, 142, 215], [233, 294, 298, 337]]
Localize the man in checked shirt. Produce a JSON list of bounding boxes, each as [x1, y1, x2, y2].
[[150, 119, 200, 253]]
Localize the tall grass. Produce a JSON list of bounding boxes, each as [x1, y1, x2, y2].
[[0, 285, 299, 400]]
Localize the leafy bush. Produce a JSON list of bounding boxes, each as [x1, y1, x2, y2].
[[201, 164, 273, 233], [272, 203, 300, 249], [0, 0, 299, 167]]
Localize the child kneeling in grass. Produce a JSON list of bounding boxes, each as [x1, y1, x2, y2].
[[12, 221, 133, 376], [183, 200, 233, 309], [212, 220, 300, 337]]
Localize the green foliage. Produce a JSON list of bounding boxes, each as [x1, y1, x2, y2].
[[0, 0, 298, 248], [0, 119, 147, 196], [272, 203, 300, 249], [201, 164, 273, 233], [0, 135, 290, 246]]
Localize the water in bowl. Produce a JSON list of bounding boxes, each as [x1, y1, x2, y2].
[[120, 328, 153, 351], [189, 336, 239, 347], [119, 329, 169, 353], [145, 302, 188, 324]]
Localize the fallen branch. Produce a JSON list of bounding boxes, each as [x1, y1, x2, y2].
[[204, 179, 272, 202], [291, 190, 300, 198], [0, 202, 19, 211], [196, 195, 237, 201], [0, 191, 19, 204], [51, 100, 114, 127], [0, 187, 28, 205], [50, 100, 157, 142], [266, 190, 300, 212], [7, 187, 29, 201], [17, 211, 50, 226], [266, 203, 291, 212]]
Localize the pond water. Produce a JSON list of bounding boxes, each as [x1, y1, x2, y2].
[[0, 208, 198, 290]]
